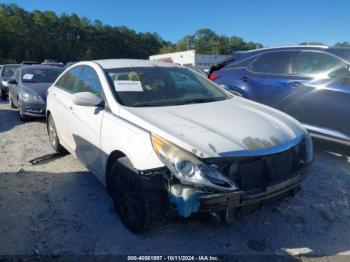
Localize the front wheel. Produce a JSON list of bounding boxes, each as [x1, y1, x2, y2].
[[0, 89, 7, 100], [47, 114, 65, 153], [110, 157, 168, 233]]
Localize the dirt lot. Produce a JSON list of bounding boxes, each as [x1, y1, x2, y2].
[[1, 101, 350, 258]]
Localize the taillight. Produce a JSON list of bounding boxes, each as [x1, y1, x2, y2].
[[209, 73, 219, 81]]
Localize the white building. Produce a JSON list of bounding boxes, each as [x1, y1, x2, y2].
[[149, 50, 230, 69]]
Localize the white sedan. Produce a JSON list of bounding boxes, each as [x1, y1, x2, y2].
[[46, 59, 313, 233]]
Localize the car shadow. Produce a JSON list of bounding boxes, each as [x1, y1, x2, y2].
[[0, 108, 23, 133], [0, 108, 47, 133]]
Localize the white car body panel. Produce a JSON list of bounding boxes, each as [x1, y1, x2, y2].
[[119, 97, 306, 159], [49, 87, 75, 151], [47, 59, 309, 186]]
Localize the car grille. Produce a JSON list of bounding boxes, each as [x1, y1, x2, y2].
[[206, 145, 304, 191]]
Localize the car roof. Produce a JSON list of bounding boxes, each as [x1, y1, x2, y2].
[[93, 59, 179, 69], [21, 65, 64, 70], [246, 45, 329, 53], [217, 45, 350, 66], [3, 64, 21, 66]]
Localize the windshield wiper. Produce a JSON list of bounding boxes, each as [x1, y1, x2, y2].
[[132, 97, 226, 107], [132, 102, 163, 107], [175, 97, 226, 105]]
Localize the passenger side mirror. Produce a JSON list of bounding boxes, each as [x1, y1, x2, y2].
[[72, 92, 103, 107], [7, 79, 17, 85]]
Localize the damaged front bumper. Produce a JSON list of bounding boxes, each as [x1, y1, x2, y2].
[[170, 163, 312, 216], [199, 163, 311, 212]]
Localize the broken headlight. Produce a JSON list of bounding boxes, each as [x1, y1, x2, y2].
[[151, 134, 237, 191]]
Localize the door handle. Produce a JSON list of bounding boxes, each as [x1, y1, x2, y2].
[[68, 106, 73, 111], [240, 76, 249, 82]]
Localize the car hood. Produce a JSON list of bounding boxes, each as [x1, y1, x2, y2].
[[22, 83, 51, 99], [119, 97, 307, 158]]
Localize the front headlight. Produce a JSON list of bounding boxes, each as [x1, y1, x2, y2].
[[22, 92, 44, 103], [1, 80, 8, 87], [151, 134, 237, 191]]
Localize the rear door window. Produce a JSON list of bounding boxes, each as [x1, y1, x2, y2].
[[249, 51, 294, 74], [295, 51, 348, 77], [56, 66, 82, 93], [75, 66, 102, 95]]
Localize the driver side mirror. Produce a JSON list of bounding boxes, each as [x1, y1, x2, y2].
[[7, 79, 17, 85], [72, 92, 103, 107]]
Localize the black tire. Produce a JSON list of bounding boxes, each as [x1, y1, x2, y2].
[[110, 157, 168, 233], [0, 89, 7, 100], [47, 114, 65, 153]]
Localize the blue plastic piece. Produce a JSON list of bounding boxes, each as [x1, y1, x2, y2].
[[170, 193, 200, 218]]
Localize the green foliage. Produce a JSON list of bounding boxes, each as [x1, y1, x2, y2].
[[0, 4, 165, 63], [161, 28, 264, 55], [334, 41, 350, 47], [0, 4, 348, 63]]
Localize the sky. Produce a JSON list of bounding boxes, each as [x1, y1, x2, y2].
[[2, 0, 349, 47]]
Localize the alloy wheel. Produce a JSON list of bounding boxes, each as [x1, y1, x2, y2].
[[48, 116, 57, 148]]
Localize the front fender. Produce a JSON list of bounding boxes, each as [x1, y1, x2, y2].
[[101, 111, 164, 174]]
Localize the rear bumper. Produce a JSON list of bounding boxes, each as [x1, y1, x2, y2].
[[199, 163, 312, 212]]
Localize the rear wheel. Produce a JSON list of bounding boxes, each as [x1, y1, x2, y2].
[[110, 157, 168, 233], [47, 114, 65, 153]]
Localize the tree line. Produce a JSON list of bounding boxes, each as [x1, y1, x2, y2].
[[0, 4, 164, 63], [0, 4, 349, 64]]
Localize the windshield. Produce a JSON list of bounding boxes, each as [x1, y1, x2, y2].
[[22, 68, 63, 83], [106, 67, 230, 107], [3, 65, 20, 77]]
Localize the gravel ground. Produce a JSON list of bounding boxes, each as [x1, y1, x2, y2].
[[0, 101, 350, 258]]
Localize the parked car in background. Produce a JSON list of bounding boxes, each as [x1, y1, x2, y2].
[[209, 46, 350, 146], [0, 64, 21, 99], [46, 59, 313, 233], [8, 65, 63, 120], [42, 59, 65, 67], [66, 61, 77, 68], [185, 65, 208, 77], [21, 61, 39, 65]]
